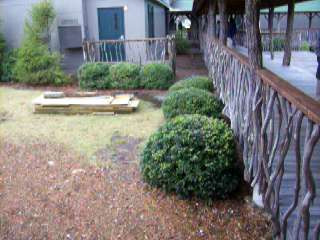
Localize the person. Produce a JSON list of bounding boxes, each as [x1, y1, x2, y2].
[[228, 17, 237, 47]]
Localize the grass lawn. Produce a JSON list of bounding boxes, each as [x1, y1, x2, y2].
[[0, 87, 164, 160], [0, 86, 271, 239]]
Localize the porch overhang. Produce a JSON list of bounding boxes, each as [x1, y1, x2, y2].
[[192, 0, 312, 15]]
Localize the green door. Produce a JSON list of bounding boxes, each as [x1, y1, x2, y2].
[[98, 8, 125, 62]]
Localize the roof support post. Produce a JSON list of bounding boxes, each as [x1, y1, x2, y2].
[[207, 0, 217, 39], [218, 0, 227, 45], [307, 13, 314, 43], [245, 0, 263, 72], [268, 7, 275, 60], [190, 14, 199, 41], [245, 0, 263, 215], [166, 9, 170, 35], [283, 0, 295, 66]]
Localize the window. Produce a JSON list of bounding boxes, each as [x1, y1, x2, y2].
[[114, 13, 118, 30], [148, 4, 154, 38]]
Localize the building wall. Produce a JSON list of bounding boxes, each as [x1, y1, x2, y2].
[[153, 1, 167, 37], [85, 0, 146, 41], [0, 0, 85, 50], [0, 0, 168, 72], [145, 0, 167, 38]]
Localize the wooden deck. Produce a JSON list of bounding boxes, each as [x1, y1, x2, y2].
[[257, 50, 320, 238], [278, 121, 320, 239], [195, 27, 320, 236], [241, 48, 320, 238]]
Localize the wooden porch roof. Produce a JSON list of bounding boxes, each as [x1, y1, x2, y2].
[[193, 0, 311, 15]]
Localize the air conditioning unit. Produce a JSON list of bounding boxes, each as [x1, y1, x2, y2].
[[58, 19, 82, 49]]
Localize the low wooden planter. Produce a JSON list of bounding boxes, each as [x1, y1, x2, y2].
[[32, 93, 140, 115]]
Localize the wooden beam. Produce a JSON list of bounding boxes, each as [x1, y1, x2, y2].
[[268, 7, 275, 60], [218, 0, 227, 45], [307, 13, 314, 43], [283, 0, 295, 66]]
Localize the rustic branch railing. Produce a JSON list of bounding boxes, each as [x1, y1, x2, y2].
[[82, 36, 176, 73], [201, 36, 320, 239], [236, 29, 320, 51]]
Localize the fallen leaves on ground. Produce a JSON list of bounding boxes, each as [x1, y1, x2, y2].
[[0, 139, 271, 240]]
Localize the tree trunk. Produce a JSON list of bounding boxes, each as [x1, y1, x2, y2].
[[218, 0, 227, 45], [245, 0, 263, 71], [268, 7, 275, 60], [283, 0, 295, 66]]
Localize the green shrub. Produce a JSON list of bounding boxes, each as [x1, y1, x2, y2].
[[175, 30, 190, 55], [169, 76, 213, 92], [140, 114, 239, 200], [272, 38, 285, 51], [14, 41, 69, 85], [300, 41, 310, 51], [140, 63, 173, 89], [12, 1, 68, 86], [108, 63, 141, 89], [162, 88, 224, 119], [24, 0, 55, 44], [0, 33, 5, 61], [1, 49, 18, 82], [78, 63, 110, 89], [176, 38, 191, 55], [0, 32, 6, 79]]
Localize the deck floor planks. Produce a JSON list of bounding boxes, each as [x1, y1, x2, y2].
[[274, 118, 320, 238]]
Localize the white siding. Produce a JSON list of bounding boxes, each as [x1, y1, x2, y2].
[[85, 0, 146, 40]]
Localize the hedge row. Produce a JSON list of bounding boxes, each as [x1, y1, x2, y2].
[[78, 62, 174, 90]]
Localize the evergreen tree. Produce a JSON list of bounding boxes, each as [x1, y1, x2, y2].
[[14, 0, 69, 85]]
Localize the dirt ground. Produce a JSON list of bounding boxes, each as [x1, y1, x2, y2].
[[0, 138, 271, 240], [0, 54, 272, 239]]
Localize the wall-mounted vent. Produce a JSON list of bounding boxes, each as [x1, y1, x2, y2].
[[59, 19, 79, 26]]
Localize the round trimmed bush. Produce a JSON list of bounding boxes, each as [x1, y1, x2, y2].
[[169, 76, 213, 92], [162, 87, 224, 119], [78, 63, 110, 90], [140, 63, 174, 89], [108, 63, 141, 89], [140, 114, 239, 200]]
